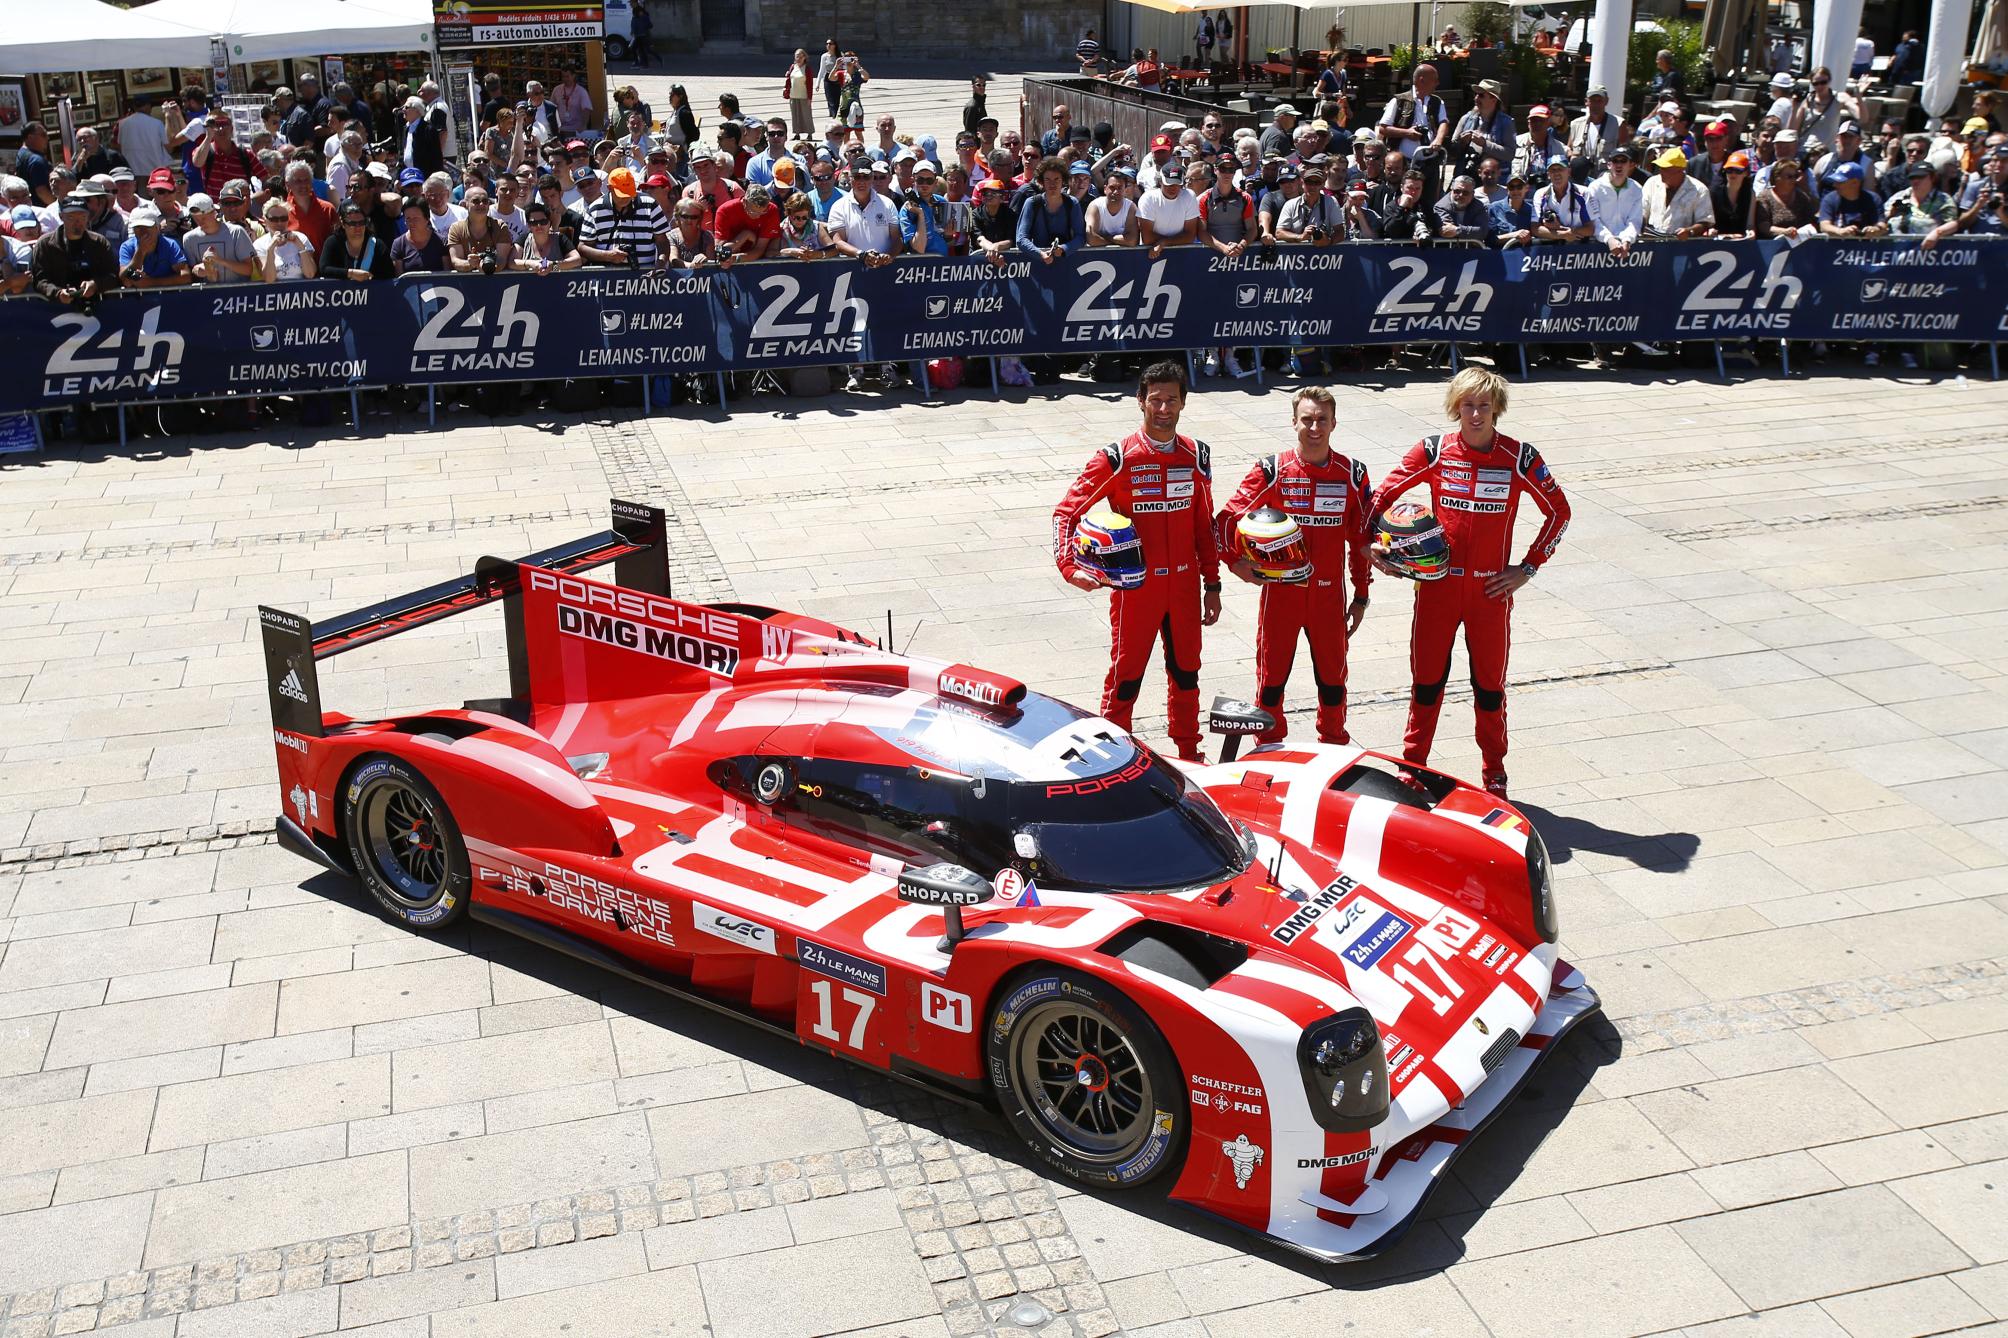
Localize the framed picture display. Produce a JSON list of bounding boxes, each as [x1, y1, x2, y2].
[[40, 71, 83, 102], [127, 67, 175, 97], [246, 60, 285, 91], [0, 84, 24, 138], [93, 84, 121, 122]]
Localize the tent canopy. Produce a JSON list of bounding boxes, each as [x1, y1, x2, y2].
[[126, 0, 434, 63], [1, 0, 210, 76]]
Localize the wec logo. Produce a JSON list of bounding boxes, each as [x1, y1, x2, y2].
[[409, 284, 540, 373], [43, 308, 185, 394], [1674, 249, 1802, 332], [1369, 256, 1494, 335]]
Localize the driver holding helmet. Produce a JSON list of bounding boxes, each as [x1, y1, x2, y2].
[[1053, 361, 1222, 762], [1215, 385, 1374, 746]]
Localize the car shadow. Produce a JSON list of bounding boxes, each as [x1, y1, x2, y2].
[[1516, 802, 1701, 874], [293, 869, 1623, 1287]]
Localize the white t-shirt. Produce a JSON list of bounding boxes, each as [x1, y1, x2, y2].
[[256, 231, 308, 281], [430, 203, 467, 234], [826, 191, 900, 252], [1137, 187, 1201, 241], [116, 111, 173, 176], [1089, 195, 1134, 237]]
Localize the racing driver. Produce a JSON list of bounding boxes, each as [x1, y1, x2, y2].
[[1053, 360, 1222, 761], [1216, 385, 1373, 745], [1369, 367, 1570, 796]]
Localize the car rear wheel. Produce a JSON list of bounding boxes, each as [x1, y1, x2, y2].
[[605, 34, 630, 61], [342, 755, 469, 930], [986, 968, 1186, 1188]]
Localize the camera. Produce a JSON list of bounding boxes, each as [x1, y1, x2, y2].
[[716, 242, 734, 261], [1258, 239, 1278, 265], [1309, 223, 1331, 243], [479, 254, 496, 275]]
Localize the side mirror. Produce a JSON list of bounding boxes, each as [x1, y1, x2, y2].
[[897, 862, 991, 950], [1208, 695, 1275, 763]]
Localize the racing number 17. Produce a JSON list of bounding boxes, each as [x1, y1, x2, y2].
[[1391, 940, 1466, 1015], [808, 979, 876, 1049]]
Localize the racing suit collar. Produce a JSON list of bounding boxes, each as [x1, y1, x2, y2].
[[1452, 427, 1499, 453], [1142, 431, 1178, 451]]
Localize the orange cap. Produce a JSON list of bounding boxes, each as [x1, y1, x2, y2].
[[608, 167, 637, 197]]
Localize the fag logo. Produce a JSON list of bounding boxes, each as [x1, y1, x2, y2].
[[276, 668, 310, 702]]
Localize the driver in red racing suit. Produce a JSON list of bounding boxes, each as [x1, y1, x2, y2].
[[1053, 361, 1222, 760], [1215, 385, 1373, 745], [1370, 368, 1569, 796]]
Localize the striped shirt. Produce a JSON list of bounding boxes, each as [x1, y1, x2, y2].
[[582, 194, 668, 266]]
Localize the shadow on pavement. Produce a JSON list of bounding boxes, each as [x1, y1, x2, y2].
[[1517, 802, 1701, 874]]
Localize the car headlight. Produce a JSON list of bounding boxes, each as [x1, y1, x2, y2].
[[1527, 825, 1558, 943], [1296, 1010, 1389, 1133]]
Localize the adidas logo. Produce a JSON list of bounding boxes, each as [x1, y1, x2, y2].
[[277, 668, 309, 703]]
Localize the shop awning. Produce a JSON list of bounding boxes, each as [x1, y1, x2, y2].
[[1, 0, 211, 75], [136, 0, 437, 62]]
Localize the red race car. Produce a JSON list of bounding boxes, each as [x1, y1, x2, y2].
[[259, 500, 1599, 1262]]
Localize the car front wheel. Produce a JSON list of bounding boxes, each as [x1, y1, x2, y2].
[[342, 755, 470, 930], [986, 968, 1186, 1188]]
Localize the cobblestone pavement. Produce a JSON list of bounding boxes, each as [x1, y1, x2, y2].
[[1, 363, 2007, 1338]]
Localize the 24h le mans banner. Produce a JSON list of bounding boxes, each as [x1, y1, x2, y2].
[[2, 239, 2000, 412]]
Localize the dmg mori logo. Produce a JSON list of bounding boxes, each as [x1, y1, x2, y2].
[[1368, 256, 1493, 334], [409, 284, 540, 373], [1674, 249, 1802, 333], [42, 307, 185, 394]]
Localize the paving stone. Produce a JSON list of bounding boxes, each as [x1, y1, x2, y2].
[[1676, 1184, 1973, 1309], [409, 1112, 654, 1219], [152, 1053, 390, 1150], [493, 1233, 647, 1299], [1632, 1065, 1899, 1166], [0, 1087, 156, 1176], [43, 982, 276, 1068], [145, 1151, 409, 1268], [0, 1192, 153, 1293], [337, 1260, 497, 1329], [1818, 1274, 1991, 1338], [392, 1021, 617, 1112], [276, 956, 491, 1034], [696, 1228, 935, 1338], [1829, 1031, 2008, 1128], [646, 1085, 868, 1179], [172, 1289, 339, 1338], [429, 1265, 706, 1338], [1887, 1158, 2008, 1265]]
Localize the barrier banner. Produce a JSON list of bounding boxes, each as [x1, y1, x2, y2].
[[3, 239, 2000, 413]]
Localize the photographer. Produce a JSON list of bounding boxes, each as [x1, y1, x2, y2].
[[513, 204, 583, 273], [320, 201, 394, 280], [663, 201, 730, 268], [448, 188, 516, 274], [1378, 170, 1436, 243], [116, 205, 192, 287], [31, 196, 121, 304], [1274, 164, 1342, 244], [967, 178, 1019, 265], [579, 169, 668, 268], [1433, 175, 1490, 240], [716, 185, 785, 260], [1886, 160, 1960, 247]]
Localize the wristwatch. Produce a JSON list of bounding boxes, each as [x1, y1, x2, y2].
[[1203, 582, 1222, 593], [1519, 562, 1538, 579]]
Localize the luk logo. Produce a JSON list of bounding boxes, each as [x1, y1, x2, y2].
[[746, 271, 868, 357], [1675, 249, 1802, 332], [1369, 256, 1493, 334], [1061, 258, 1180, 341], [409, 284, 540, 373], [43, 307, 185, 394]]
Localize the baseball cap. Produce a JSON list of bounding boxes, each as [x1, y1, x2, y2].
[[399, 166, 426, 187], [147, 167, 175, 192], [1160, 164, 1184, 183], [1838, 119, 1862, 135], [367, 162, 394, 182], [608, 168, 637, 197], [1273, 103, 1300, 117], [1528, 104, 1552, 119], [955, 132, 978, 147], [1151, 133, 1174, 151], [1587, 83, 1610, 97], [869, 160, 891, 176], [109, 166, 134, 183], [1608, 145, 1636, 161], [1657, 100, 1682, 117], [1964, 116, 1991, 134], [58, 195, 90, 213], [1724, 150, 1751, 170], [643, 172, 672, 188], [128, 204, 162, 229], [186, 192, 215, 213], [1068, 161, 1092, 176], [1831, 161, 1866, 182], [10, 204, 42, 227], [1770, 71, 1794, 88], [1069, 125, 1091, 141], [1908, 160, 1937, 178], [647, 145, 671, 160], [1276, 165, 1299, 181], [1160, 120, 1188, 133], [1310, 118, 1330, 132], [273, 85, 294, 99], [572, 165, 598, 184], [1112, 166, 1137, 180], [1654, 146, 1688, 168], [1993, 143, 2008, 161], [1506, 172, 1528, 186], [1776, 128, 1799, 143], [974, 177, 1005, 194], [1704, 119, 1733, 137], [70, 180, 106, 200], [565, 138, 589, 153]]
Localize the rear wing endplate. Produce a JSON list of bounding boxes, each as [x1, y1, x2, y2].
[[260, 498, 669, 738]]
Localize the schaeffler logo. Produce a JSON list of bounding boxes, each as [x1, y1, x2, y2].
[[1061, 258, 1181, 343], [745, 271, 868, 360], [1674, 249, 1803, 333], [1368, 256, 1494, 335], [42, 308, 185, 395], [408, 284, 540, 373]]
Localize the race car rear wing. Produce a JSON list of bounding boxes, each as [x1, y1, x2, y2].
[[259, 498, 670, 739]]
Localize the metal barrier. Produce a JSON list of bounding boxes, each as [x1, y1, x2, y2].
[[1018, 76, 1262, 158]]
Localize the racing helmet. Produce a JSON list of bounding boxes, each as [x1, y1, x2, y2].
[[1073, 509, 1146, 590], [1234, 507, 1312, 583], [1375, 502, 1452, 581]]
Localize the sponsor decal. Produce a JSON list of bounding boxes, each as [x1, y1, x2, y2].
[[260, 607, 306, 632], [289, 783, 309, 825], [692, 901, 777, 954], [939, 672, 1006, 707], [277, 667, 310, 703], [1484, 943, 1510, 970], [1045, 753, 1150, 798], [555, 603, 737, 676], [921, 982, 972, 1033], [1189, 1073, 1264, 1115], [1437, 496, 1509, 514], [490, 859, 675, 948], [797, 939, 887, 996], [1114, 1110, 1178, 1184], [1222, 1133, 1265, 1190], [1329, 898, 1415, 971], [272, 730, 309, 754], [1273, 875, 1358, 944], [991, 868, 1041, 909], [1480, 807, 1525, 831], [1297, 1148, 1373, 1169]]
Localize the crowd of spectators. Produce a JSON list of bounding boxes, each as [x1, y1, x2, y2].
[[1, 52, 2003, 380]]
